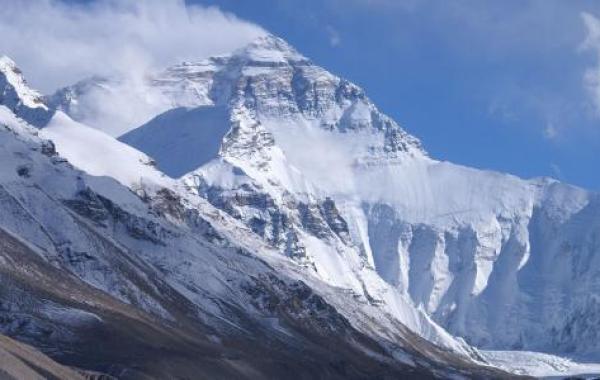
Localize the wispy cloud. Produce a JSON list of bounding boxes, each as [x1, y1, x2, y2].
[[550, 163, 563, 180], [0, 0, 265, 93], [544, 122, 558, 140], [580, 12, 600, 116], [321, 0, 592, 140], [326, 25, 341, 47]]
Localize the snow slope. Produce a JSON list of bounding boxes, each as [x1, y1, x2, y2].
[[119, 106, 231, 177], [40, 110, 170, 190]]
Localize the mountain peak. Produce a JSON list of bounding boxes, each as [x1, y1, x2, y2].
[[0, 55, 17, 72], [51, 34, 425, 159], [0, 55, 47, 111], [232, 34, 309, 65], [244, 34, 297, 52]]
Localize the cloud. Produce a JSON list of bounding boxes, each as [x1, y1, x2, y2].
[[326, 25, 341, 47], [544, 122, 558, 140], [550, 163, 563, 180], [581, 12, 600, 116], [0, 0, 265, 93]]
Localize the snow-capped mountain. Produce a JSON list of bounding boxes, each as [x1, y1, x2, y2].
[[51, 35, 476, 355], [4, 32, 600, 378], [0, 52, 514, 379], [57, 35, 600, 359]]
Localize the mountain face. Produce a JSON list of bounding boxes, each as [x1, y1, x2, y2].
[[54, 36, 473, 353], [1, 33, 598, 378], [0, 52, 514, 379], [58, 35, 599, 359]]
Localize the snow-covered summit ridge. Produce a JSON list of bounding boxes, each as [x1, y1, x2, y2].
[[0, 56, 47, 111], [232, 34, 310, 65], [0, 55, 51, 127], [162, 34, 305, 71], [49, 34, 425, 162], [155, 34, 308, 79]]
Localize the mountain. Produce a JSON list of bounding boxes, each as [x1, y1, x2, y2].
[[76, 35, 598, 359], [57, 34, 476, 355], [4, 32, 600, 378], [45, 35, 600, 376], [0, 48, 518, 378]]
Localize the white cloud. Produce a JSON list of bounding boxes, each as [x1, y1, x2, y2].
[[544, 122, 558, 139], [581, 12, 600, 116], [326, 25, 341, 47], [550, 163, 563, 180], [0, 0, 265, 93]]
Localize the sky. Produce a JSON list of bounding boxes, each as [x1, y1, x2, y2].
[[191, 0, 600, 190], [0, 0, 599, 189]]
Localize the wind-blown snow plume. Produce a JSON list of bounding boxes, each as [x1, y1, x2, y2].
[[0, 0, 265, 92], [0, 0, 265, 134], [581, 12, 600, 116]]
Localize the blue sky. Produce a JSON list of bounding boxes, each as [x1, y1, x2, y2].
[[191, 0, 600, 190]]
